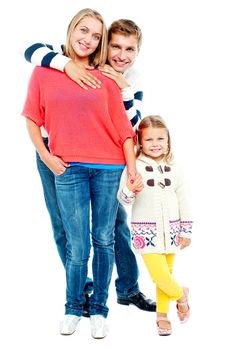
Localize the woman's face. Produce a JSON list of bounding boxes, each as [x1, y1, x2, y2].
[[71, 16, 102, 62]]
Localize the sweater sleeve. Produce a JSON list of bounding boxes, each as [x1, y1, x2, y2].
[[175, 165, 193, 238], [21, 41, 70, 72], [21, 67, 45, 126], [122, 68, 143, 131], [107, 80, 136, 144]]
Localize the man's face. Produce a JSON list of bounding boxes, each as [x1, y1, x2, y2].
[[107, 33, 139, 73]]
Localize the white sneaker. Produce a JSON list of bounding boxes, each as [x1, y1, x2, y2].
[[90, 315, 108, 339], [60, 315, 81, 335]]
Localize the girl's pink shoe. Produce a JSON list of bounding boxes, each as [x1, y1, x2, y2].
[[176, 287, 190, 323], [156, 317, 172, 336]]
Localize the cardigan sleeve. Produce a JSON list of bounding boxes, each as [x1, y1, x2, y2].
[[174, 165, 193, 238]]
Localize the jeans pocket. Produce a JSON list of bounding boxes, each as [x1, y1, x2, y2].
[[55, 167, 68, 177]]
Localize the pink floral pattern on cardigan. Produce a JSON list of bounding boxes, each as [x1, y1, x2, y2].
[[131, 222, 157, 249], [131, 220, 193, 250]]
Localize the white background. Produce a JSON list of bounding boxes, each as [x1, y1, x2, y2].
[[1, 0, 233, 349]]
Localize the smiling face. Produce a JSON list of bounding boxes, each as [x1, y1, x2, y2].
[[107, 33, 138, 73], [140, 127, 169, 162], [70, 16, 102, 64]]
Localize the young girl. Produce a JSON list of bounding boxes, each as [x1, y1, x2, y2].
[[118, 115, 193, 336], [22, 8, 136, 339]]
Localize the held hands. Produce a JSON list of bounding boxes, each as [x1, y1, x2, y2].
[[43, 154, 69, 176], [179, 237, 191, 250], [64, 60, 101, 90], [127, 172, 144, 194], [99, 64, 130, 89]]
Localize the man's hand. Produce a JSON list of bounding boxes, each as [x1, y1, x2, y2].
[[99, 64, 130, 89], [64, 60, 101, 89]]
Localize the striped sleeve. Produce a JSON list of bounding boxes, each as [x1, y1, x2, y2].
[[22, 42, 70, 72], [122, 68, 143, 131]]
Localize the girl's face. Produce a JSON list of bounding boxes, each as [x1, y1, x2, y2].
[[140, 127, 168, 161], [71, 16, 102, 63]]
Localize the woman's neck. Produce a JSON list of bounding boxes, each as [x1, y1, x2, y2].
[[74, 57, 89, 65]]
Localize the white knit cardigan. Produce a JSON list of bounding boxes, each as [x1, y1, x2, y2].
[[117, 154, 193, 254]]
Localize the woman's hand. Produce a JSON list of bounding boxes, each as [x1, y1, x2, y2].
[[127, 172, 144, 193], [43, 154, 69, 176]]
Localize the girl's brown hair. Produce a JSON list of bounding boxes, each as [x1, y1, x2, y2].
[[136, 115, 173, 163]]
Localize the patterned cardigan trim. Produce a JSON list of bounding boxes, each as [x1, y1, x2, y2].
[[131, 220, 193, 250]]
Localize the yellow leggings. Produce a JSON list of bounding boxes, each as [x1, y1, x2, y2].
[[142, 253, 183, 313]]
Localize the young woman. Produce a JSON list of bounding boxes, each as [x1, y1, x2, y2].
[[21, 19, 157, 313], [22, 8, 136, 339]]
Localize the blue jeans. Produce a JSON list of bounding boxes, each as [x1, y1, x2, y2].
[[36, 139, 93, 294], [115, 203, 139, 297], [55, 165, 122, 317], [36, 138, 139, 298]]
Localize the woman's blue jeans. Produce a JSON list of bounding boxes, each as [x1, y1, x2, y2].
[[36, 138, 139, 299], [36, 140, 93, 294], [55, 165, 122, 317]]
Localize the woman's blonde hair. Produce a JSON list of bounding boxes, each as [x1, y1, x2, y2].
[[64, 8, 108, 66], [136, 115, 173, 163]]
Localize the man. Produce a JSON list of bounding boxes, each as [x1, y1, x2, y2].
[[23, 19, 155, 316]]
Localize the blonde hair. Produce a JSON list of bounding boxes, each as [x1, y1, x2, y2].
[[136, 115, 173, 163], [64, 8, 108, 66]]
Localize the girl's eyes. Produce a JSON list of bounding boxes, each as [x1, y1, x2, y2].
[[145, 138, 164, 141]]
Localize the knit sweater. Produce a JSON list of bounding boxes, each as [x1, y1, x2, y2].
[[22, 66, 135, 164], [117, 154, 193, 254], [22, 42, 143, 131]]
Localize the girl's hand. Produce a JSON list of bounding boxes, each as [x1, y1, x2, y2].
[[43, 154, 69, 176], [179, 237, 191, 250]]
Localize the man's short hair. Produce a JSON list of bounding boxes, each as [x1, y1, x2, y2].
[[108, 19, 142, 49]]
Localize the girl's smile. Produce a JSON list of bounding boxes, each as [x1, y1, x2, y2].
[[141, 127, 168, 161]]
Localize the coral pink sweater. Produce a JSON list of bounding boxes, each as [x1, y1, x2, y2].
[[22, 67, 135, 164]]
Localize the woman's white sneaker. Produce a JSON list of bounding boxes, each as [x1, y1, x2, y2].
[[90, 315, 108, 339], [60, 315, 81, 335]]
